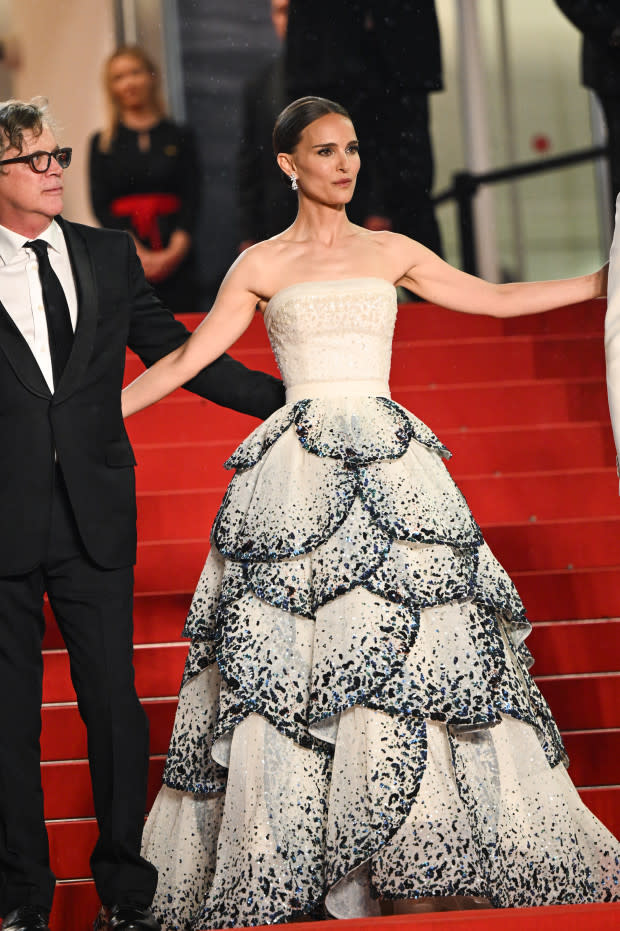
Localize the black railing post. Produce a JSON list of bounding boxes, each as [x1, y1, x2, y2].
[[454, 172, 479, 277], [433, 145, 609, 276]]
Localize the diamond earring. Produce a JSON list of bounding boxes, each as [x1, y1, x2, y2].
[[290, 173, 298, 191]]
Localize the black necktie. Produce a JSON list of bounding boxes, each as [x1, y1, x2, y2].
[[25, 239, 74, 386]]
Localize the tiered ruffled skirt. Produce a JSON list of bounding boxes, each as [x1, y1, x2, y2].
[[142, 397, 620, 929]]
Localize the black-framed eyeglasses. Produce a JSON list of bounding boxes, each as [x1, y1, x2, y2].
[[0, 147, 72, 173]]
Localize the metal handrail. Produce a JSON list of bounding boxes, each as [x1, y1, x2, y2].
[[433, 145, 609, 275]]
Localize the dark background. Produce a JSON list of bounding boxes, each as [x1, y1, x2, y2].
[[178, 0, 279, 304]]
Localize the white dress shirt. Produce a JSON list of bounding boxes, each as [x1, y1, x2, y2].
[[0, 219, 78, 392]]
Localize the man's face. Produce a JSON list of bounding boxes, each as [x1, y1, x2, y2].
[[271, 0, 289, 41], [0, 125, 64, 235]]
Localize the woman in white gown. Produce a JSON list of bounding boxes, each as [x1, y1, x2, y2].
[[121, 97, 619, 929]]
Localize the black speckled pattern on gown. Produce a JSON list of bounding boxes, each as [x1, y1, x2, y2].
[[141, 279, 620, 929]]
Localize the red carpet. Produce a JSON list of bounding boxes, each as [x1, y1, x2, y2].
[[41, 299, 619, 929]]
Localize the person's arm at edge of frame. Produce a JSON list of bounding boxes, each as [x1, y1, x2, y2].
[[605, 193, 620, 493], [125, 233, 285, 420]]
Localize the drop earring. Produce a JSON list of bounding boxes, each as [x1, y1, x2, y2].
[[290, 173, 298, 191]]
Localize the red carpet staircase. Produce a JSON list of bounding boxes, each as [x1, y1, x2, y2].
[[39, 300, 619, 929]]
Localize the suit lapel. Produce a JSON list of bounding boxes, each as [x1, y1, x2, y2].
[[0, 296, 52, 398], [53, 218, 98, 403]]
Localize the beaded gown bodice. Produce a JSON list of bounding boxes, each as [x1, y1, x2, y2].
[[264, 278, 397, 403]]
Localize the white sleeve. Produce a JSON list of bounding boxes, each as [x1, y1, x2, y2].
[[604, 193, 620, 488]]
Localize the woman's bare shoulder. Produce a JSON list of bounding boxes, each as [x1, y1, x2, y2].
[[223, 236, 294, 302], [353, 229, 430, 281]]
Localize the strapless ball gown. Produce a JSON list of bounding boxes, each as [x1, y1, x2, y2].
[[141, 279, 620, 929]]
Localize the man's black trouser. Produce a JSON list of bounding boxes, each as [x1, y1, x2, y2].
[[0, 466, 156, 915]]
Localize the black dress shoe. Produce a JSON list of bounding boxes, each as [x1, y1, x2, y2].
[[93, 904, 161, 930], [2, 906, 51, 931]]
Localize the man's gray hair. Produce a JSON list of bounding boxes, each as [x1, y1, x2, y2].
[[0, 97, 56, 160]]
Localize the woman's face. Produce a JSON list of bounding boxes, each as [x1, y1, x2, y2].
[[108, 54, 154, 111], [283, 112, 360, 206]]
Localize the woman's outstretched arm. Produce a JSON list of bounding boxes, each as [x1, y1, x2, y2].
[[122, 253, 262, 417], [392, 235, 607, 317]]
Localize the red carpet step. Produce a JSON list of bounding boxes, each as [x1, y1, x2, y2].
[[39, 696, 620, 789], [128, 420, 615, 493], [128, 514, 620, 574], [124, 331, 606, 386], [43, 891, 620, 931], [130, 470, 618, 540], [125, 377, 610, 444], [41, 648, 620, 732], [40, 753, 619, 830]]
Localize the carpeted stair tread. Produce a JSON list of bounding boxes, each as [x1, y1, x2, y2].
[[457, 468, 618, 521], [41, 754, 620, 882], [131, 470, 618, 545], [40, 754, 619, 833], [127, 421, 616, 493], [535, 674, 620, 729], [526, 619, 620, 674], [44, 893, 620, 931], [41, 641, 619, 707], [512, 565, 620, 621], [124, 332, 605, 386], [48, 880, 100, 931], [399, 379, 609, 429], [173, 299, 605, 341], [562, 730, 620, 787], [126, 540, 620, 620], [482, 517, 620, 571], [441, 422, 615, 472], [40, 687, 618, 764], [42, 615, 619, 676], [125, 378, 609, 445], [174, 298, 605, 336], [131, 514, 620, 573], [578, 785, 620, 835]]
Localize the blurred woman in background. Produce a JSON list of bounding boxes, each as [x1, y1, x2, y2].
[[89, 45, 200, 313]]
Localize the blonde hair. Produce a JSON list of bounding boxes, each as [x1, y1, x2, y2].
[[98, 45, 166, 152]]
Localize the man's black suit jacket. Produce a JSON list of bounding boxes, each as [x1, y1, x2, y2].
[[0, 218, 284, 576]]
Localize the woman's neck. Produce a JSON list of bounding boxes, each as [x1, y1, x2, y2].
[[289, 200, 355, 246], [120, 108, 161, 132]]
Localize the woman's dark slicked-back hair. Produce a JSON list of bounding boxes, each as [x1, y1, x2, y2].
[[272, 95, 352, 156]]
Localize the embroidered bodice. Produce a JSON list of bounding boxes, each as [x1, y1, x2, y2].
[[264, 277, 397, 403]]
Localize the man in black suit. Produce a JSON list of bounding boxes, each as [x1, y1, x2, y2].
[[284, 0, 444, 254], [555, 1, 620, 205], [0, 99, 284, 931]]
